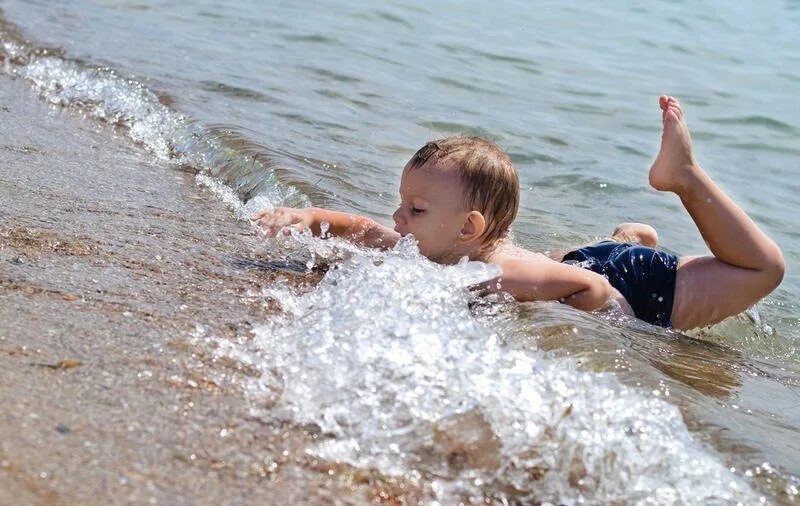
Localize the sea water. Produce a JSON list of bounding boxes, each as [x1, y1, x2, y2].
[[1, 0, 799, 502]]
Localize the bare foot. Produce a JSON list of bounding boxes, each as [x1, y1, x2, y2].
[[611, 222, 658, 247], [649, 95, 699, 194]]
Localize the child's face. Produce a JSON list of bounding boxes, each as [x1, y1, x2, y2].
[[393, 162, 471, 262]]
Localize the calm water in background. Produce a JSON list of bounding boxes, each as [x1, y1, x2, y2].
[[2, 0, 800, 502], [3, 1, 798, 256]]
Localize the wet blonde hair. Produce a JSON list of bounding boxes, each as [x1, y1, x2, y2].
[[407, 136, 520, 245]]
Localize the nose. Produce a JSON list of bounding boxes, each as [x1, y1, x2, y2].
[[392, 207, 405, 232]]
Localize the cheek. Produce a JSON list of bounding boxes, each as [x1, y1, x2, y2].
[[421, 217, 457, 245], [405, 217, 433, 241]]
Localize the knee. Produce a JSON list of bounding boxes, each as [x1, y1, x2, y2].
[[637, 224, 659, 248], [612, 223, 658, 248], [762, 247, 785, 291]]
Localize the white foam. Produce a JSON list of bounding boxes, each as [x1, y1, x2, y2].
[[2, 45, 303, 213], [215, 238, 758, 504], [20, 56, 185, 158]]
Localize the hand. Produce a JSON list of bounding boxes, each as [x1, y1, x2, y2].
[[250, 207, 313, 238]]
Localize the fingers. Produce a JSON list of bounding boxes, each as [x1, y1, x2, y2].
[[250, 207, 308, 239], [249, 208, 273, 221], [256, 222, 294, 239], [250, 207, 294, 226]]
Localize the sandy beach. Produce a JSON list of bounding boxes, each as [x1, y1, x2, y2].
[[0, 75, 407, 505]]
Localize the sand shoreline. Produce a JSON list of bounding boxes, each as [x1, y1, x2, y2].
[[0, 75, 396, 504]]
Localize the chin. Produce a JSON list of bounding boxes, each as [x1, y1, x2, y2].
[[417, 246, 438, 261], [423, 249, 456, 264]]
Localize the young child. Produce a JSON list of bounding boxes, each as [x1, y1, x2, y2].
[[251, 96, 784, 330]]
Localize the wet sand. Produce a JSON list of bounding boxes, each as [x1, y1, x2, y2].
[[0, 75, 411, 504]]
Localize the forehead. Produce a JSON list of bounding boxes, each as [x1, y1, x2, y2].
[[400, 162, 464, 196]]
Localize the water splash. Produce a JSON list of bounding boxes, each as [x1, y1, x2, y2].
[[0, 26, 306, 211], [21, 56, 184, 156], [214, 238, 759, 504]]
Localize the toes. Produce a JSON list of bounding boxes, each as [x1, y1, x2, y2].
[[659, 95, 683, 111], [666, 96, 683, 116], [664, 108, 680, 124], [668, 104, 683, 122]]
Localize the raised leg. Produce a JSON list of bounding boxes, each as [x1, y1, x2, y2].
[[650, 96, 785, 330]]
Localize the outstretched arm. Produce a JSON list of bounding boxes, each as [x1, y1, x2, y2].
[[479, 258, 613, 312], [250, 207, 401, 250]]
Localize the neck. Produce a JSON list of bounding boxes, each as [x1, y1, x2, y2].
[[448, 237, 505, 264]]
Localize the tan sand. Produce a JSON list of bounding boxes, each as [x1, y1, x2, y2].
[[0, 74, 413, 505]]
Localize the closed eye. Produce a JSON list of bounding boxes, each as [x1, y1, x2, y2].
[[411, 207, 425, 215]]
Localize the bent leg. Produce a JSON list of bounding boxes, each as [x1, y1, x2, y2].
[[650, 96, 784, 329], [671, 255, 780, 330]]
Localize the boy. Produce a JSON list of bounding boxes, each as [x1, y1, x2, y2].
[[251, 96, 784, 330]]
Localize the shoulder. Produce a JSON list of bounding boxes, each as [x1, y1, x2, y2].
[[488, 243, 555, 267]]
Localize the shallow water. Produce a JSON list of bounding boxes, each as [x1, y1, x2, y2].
[[2, 1, 799, 502]]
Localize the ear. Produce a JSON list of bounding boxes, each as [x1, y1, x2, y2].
[[459, 211, 486, 243]]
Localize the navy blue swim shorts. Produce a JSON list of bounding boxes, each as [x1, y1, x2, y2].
[[561, 241, 679, 327]]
